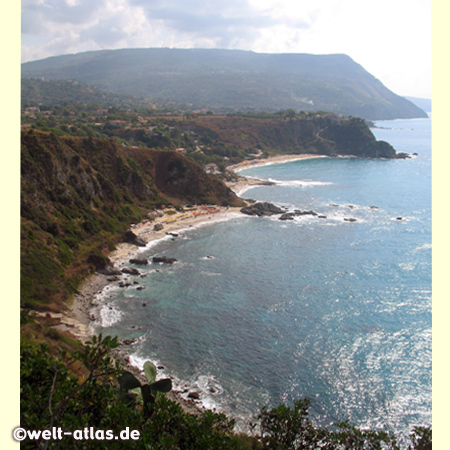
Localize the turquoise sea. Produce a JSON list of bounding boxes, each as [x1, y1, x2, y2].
[[95, 117, 431, 441]]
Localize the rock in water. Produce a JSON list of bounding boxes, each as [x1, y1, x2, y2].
[[294, 210, 318, 216], [152, 256, 178, 264], [279, 213, 295, 220], [188, 391, 200, 400], [240, 202, 284, 216], [129, 257, 149, 265], [122, 267, 140, 275]]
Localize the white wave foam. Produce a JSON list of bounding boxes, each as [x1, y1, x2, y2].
[[178, 373, 225, 412], [234, 186, 254, 196], [98, 303, 123, 327], [129, 354, 226, 414], [176, 211, 245, 234], [128, 353, 151, 372], [415, 243, 432, 252], [267, 178, 333, 188], [128, 352, 170, 380]]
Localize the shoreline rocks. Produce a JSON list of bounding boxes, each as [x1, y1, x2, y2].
[[240, 202, 284, 216], [97, 265, 122, 276], [130, 257, 149, 265], [123, 230, 147, 247], [152, 256, 178, 264], [279, 213, 295, 220], [279, 210, 320, 220], [122, 267, 141, 275]]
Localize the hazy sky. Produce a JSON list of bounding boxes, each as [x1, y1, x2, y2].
[[21, 0, 431, 99]]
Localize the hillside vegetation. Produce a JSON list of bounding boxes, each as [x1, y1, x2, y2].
[[21, 130, 242, 310], [172, 113, 399, 160], [21, 48, 427, 120], [21, 78, 153, 109], [22, 96, 405, 177]]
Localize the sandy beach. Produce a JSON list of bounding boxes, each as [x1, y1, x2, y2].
[[228, 153, 325, 172], [226, 153, 326, 196]]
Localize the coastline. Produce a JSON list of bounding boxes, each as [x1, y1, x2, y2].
[[68, 153, 324, 335], [30, 120, 431, 440], [65, 205, 245, 415], [226, 153, 326, 196], [228, 153, 325, 173], [64, 153, 319, 416]]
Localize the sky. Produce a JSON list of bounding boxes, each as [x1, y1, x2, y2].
[[21, 0, 431, 100]]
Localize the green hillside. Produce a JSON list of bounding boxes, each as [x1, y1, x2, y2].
[[21, 48, 427, 120], [21, 78, 151, 109], [21, 130, 242, 310]]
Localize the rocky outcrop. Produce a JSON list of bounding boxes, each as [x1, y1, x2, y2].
[[187, 391, 200, 400], [97, 265, 122, 276], [279, 213, 295, 220], [129, 258, 149, 265], [123, 230, 147, 247], [294, 210, 318, 216], [241, 203, 326, 220], [240, 202, 284, 216], [122, 267, 140, 275], [279, 210, 320, 220], [152, 256, 178, 264]]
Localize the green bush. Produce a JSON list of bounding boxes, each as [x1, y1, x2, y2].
[[20, 336, 251, 449], [258, 399, 431, 450], [20, 337, 431, 450]]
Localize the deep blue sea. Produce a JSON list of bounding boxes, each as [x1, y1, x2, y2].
[[95, 117, 431, 441]]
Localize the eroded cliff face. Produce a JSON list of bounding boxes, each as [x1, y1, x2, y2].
[[149, 149, 241, 204], [21, 130, 243, 308]]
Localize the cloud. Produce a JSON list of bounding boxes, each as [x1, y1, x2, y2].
[[22, 0, 106, 33], [128, 0, 308, 48], [22, 0, 147, 60], [133, 0, 272, 30], [21, 0, 312, 61]]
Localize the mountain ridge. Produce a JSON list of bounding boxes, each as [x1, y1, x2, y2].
[[21, 47, 427, 120]]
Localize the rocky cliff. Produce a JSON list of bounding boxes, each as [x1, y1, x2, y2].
[[21, 130, 243, 309]]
